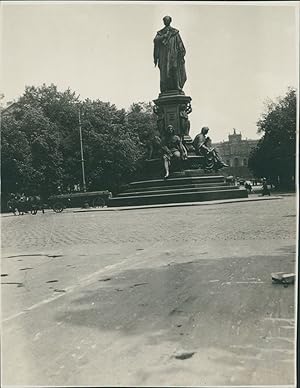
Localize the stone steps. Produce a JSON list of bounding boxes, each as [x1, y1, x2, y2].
[[108, 188, 248, 207], [117, 185, 240, 197], [107, 171, 248, 207], [124, 181, 228, 193], [128, 175, 225, 190]]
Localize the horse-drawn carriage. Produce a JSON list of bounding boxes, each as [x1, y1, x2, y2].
[[48, 190, 112, 213], [7, 190, 112, 215], [7, 194, 45, 215]]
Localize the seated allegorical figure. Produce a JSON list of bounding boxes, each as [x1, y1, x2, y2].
[[162, 125, 187, 179], [193, 127, 228, 172], [140, 130, 163, 160]]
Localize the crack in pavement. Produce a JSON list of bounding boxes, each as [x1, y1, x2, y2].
[[3, 254, 63, 259]]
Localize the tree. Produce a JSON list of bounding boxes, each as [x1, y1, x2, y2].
[[126, 102, 157, 144], [1, 85, 157, 203], [1, 114, 34, 195], [79, 99, 144, 193], [1, 85, 75, 199], [248, 88, 296, 189]]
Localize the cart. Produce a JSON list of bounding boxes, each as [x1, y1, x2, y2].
[[48, 191, 112, 213]]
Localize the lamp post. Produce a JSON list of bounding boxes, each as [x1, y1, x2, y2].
[[78, 107, 87, 193]]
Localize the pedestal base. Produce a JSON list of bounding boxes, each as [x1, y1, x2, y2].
[[108, 170, 248, 207], [153, 92, 194, 152], [143, 155, 205, 179]]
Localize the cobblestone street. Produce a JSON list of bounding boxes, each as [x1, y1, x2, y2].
[[1, 196, 297, 386], [2, 196, 296, 251]]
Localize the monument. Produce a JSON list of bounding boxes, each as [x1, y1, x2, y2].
[[107, 16, 247, 207], [152, 15, 194, 154]]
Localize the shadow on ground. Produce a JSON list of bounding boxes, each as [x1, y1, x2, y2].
[[56, 246, 295, 354]]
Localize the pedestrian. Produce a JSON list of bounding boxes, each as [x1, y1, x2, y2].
[[245, 181, 252, 193], [262, 178, 270, 196]]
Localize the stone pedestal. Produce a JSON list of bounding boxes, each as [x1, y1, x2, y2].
[[143, 156, 205, 179], [153, 91, 194, 153]]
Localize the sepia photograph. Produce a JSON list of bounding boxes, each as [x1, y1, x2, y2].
[[1, 1, 298, 386]]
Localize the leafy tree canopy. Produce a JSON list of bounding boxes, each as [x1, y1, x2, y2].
[[248, 88, 296, 189], [1, 84, 156, 201]]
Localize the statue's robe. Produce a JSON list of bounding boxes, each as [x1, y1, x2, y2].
[[193, 133, 227, 171], [154, 26, 187, 93], [192, 133, 206, 155]]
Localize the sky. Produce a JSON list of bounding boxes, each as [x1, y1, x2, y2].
[[1, 1, 298, 142]]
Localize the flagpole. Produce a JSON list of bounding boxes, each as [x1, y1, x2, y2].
[[78, 107, 87, 193]]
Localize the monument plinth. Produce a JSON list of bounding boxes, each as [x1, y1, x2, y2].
[[153, 92, 194, 153]]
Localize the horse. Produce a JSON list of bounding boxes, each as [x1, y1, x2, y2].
[[28, 195, 45, 215], [7, 197, 19, 215], [7, 194, 45, 215], [17, 195, 30, 215]]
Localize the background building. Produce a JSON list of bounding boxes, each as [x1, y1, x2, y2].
[[213, 129, 259, 178]]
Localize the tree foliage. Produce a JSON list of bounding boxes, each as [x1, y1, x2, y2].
[[126, 102, 157, 143], [248, 88, 296, 189], [1, 84, 156, 202]]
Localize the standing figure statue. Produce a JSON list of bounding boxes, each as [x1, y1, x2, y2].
[[179, 103, 192, 136], [193, 127, 228, 172], [154, 16, 187, 93], [153, 105, 165, 135], [162, 125, 187, 179]]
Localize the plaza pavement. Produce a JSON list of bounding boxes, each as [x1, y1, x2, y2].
[[1, 194, 297, 386]]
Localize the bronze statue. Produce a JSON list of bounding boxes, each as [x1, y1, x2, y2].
[[154, 16, 187, 93], [153, 105, 165, 134], [193, 127, 228, 172], [140, 128, 162, 160], [147, 135, 163, 160], [162, 125, 187, 179], [179, 103, 192, 136]]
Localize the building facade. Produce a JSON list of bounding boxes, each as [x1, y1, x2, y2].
[[213, 129, 259, 178]]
